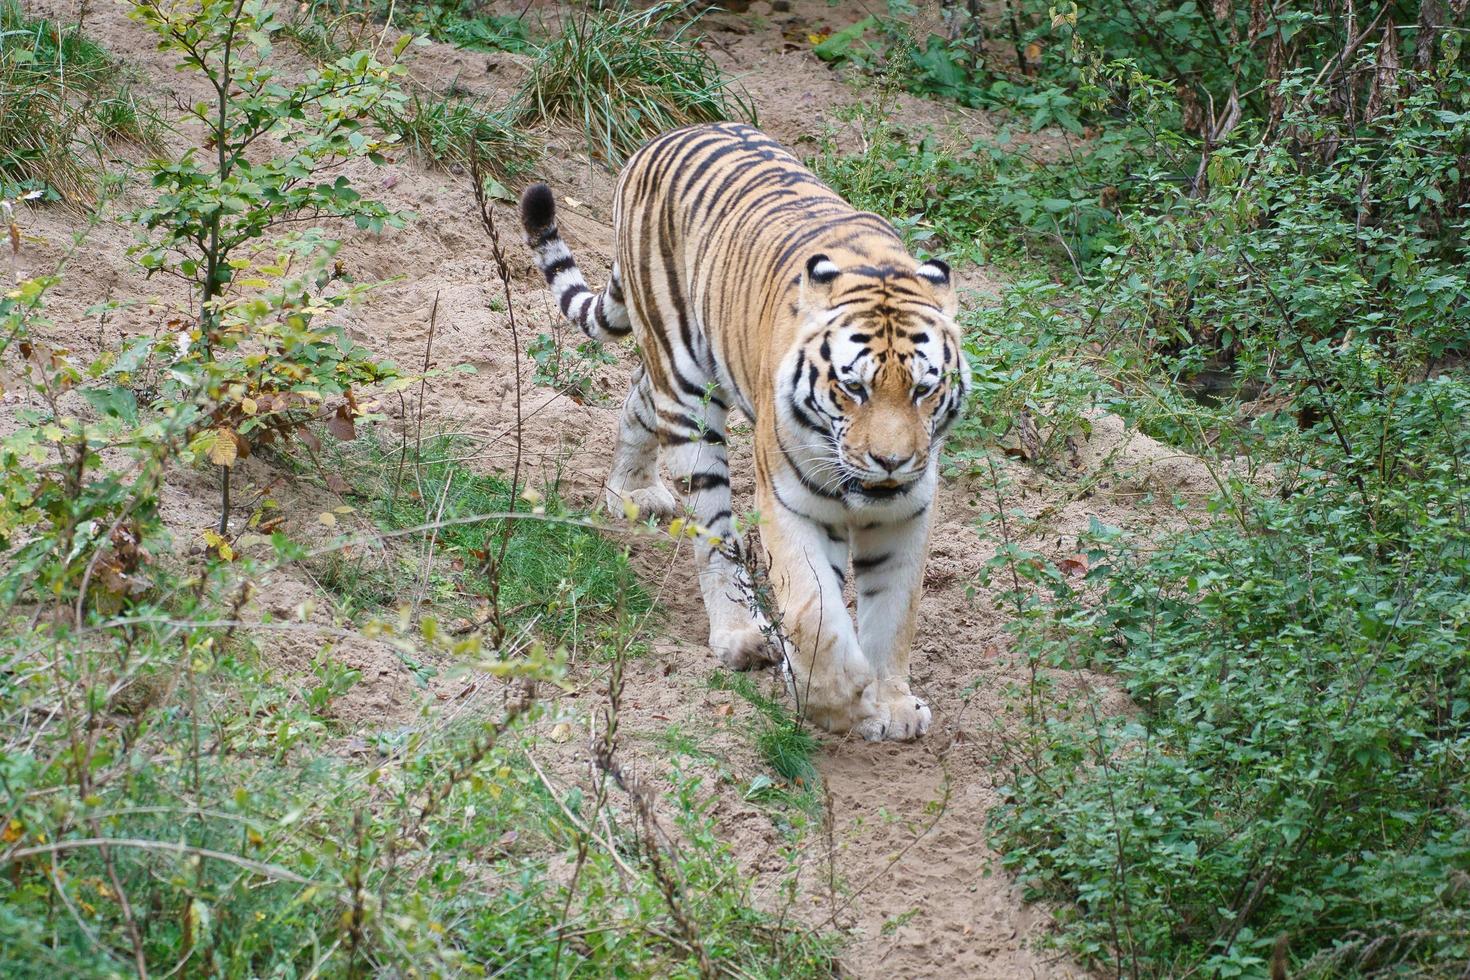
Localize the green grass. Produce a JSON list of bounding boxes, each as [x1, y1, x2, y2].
[[710, 672, 820, 810], [317, 433, 649, 653], [0, 0, 162, 205], [376, 89, 538, 179], [510, 2, 756, 168]]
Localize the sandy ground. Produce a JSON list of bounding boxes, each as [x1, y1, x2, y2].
[[8, 1, 1222, 975]]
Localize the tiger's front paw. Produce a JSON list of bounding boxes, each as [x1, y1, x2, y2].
[[852, 680, 932, 742], [710, 624, 780, 671], [604, 484, 678, 522]]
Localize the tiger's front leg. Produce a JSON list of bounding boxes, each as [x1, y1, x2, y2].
[[753, 478, 889, 736], [850, 508, 935, 741]]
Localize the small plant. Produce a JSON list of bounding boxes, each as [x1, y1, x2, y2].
[[511, 1, 756, 167], [527, 329, 617, 402], [126, 0, 410, 532], [710, 672, 819, 801]]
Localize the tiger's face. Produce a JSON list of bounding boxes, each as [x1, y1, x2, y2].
[[786, 254, 970, 498]]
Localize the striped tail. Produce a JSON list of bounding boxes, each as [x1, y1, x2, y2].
[[518, 183, 632, 343]]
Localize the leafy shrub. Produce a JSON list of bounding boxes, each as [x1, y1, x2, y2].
[[527, 329, 617, 403], [959, 49, 1470, 980], [991, 374, 1470, 977], [511, 1, 755, 167]]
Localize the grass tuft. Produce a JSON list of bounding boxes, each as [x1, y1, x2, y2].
[[0, 0, 163, 205], [711, 672, 819, 792], [376, 89, 538, 179], [511, 2, 755, 168], [316, 433, 649, 653]]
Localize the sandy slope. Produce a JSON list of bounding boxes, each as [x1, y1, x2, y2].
[[9, 1, 1221, 974]]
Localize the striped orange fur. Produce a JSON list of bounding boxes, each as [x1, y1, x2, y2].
[[521, 122, 970, 740]]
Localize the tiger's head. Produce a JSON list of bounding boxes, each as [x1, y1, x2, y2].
[[783, 252, 971, 499]]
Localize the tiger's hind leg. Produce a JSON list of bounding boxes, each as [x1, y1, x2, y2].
[[661, 397, 779, 671], [604, 364, 678, 520]]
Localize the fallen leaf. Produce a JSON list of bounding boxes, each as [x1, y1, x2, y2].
[[549, 722, 573, 743], [318, 511, 337, 527], [326, 404, 356, 441], [1057, 553, 1089, 577]]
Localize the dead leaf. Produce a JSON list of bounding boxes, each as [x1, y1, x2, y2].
[[1057, 553, 1089, 577], [714, 703, 735, 717], [325, 472, 350, 494], [549, 722, 573, 743], [326, 404, 356, 441]]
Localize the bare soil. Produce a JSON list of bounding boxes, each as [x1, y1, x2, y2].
[[10, 1, 1220, 975]]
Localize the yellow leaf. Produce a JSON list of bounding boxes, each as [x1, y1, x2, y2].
[[383, 375, 418, 393], [549, 722, 573, 743], [668, 518, 686, 539], [621, 496, 640, 522], [209, 428, 238, 467], [319, 511, 337, 527], [240, 397, 257, 415]]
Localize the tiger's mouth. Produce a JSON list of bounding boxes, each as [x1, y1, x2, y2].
[[854, 477, 912, 499]]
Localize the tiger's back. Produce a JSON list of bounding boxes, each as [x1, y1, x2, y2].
[[612, 122, 912, 419]]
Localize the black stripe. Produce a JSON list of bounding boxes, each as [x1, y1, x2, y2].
[[542, 255, 575, 282], [683, 471, 729, 493], [559, 285, 588, 317], [853, 553, 889, 572]]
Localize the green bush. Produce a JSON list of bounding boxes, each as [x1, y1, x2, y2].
[[963, 47, 1470, 980]]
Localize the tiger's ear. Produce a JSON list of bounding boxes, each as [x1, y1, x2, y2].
[[800, 254, 842, 310], [915, 258, 958, 314], [806, 254, 840, 285]]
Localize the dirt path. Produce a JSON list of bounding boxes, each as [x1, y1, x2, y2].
[[13, 1, 1221, 973]]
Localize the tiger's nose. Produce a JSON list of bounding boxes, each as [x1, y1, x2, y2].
[[869, 452, 912, 473]]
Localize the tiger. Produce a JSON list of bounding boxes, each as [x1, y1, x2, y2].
[[518, 122, 970, 741]]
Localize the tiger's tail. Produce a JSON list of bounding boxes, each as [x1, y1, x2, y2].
[[518, 183, 632, 343]]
